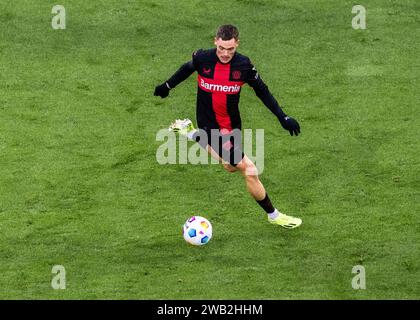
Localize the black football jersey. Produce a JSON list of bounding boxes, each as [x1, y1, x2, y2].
[[166, 48, 286, 132]]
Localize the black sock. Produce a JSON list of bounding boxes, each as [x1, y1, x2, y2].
[[256, 193, 275, 214]]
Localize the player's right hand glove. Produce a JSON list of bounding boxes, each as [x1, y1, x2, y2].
[[154, 82, 170, 98], [279, 116, 300, 136]]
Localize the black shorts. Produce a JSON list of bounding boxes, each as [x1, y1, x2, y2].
[[195, 129, 244, 166]]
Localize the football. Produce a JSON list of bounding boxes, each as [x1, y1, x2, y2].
[[183, 216, 212, 246]]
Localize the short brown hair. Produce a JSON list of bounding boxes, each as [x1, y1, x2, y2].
[[216, 25, 239, 41]]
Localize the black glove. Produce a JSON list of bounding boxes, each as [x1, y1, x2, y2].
[[279, 116, 300, 136], [154, 82, 170, 98]]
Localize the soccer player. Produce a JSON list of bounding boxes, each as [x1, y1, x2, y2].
[[154, 25, 302, 229]]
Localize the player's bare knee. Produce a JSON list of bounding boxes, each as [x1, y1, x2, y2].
[[223, 163, 237, 173], [244, 162, 259, 177]]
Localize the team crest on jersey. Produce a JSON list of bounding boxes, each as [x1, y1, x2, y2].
[[232, 70, 241, 80]]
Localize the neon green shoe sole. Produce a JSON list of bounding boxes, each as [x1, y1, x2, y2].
[[268, 213, 302, 229], [169, 118, 196, 136]]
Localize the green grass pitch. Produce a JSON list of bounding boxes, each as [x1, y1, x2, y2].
[[0, 0, 419, 299]]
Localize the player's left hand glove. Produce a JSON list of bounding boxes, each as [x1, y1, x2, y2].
[[154, 82, 170, 98], [279, 116, 300, 136]]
